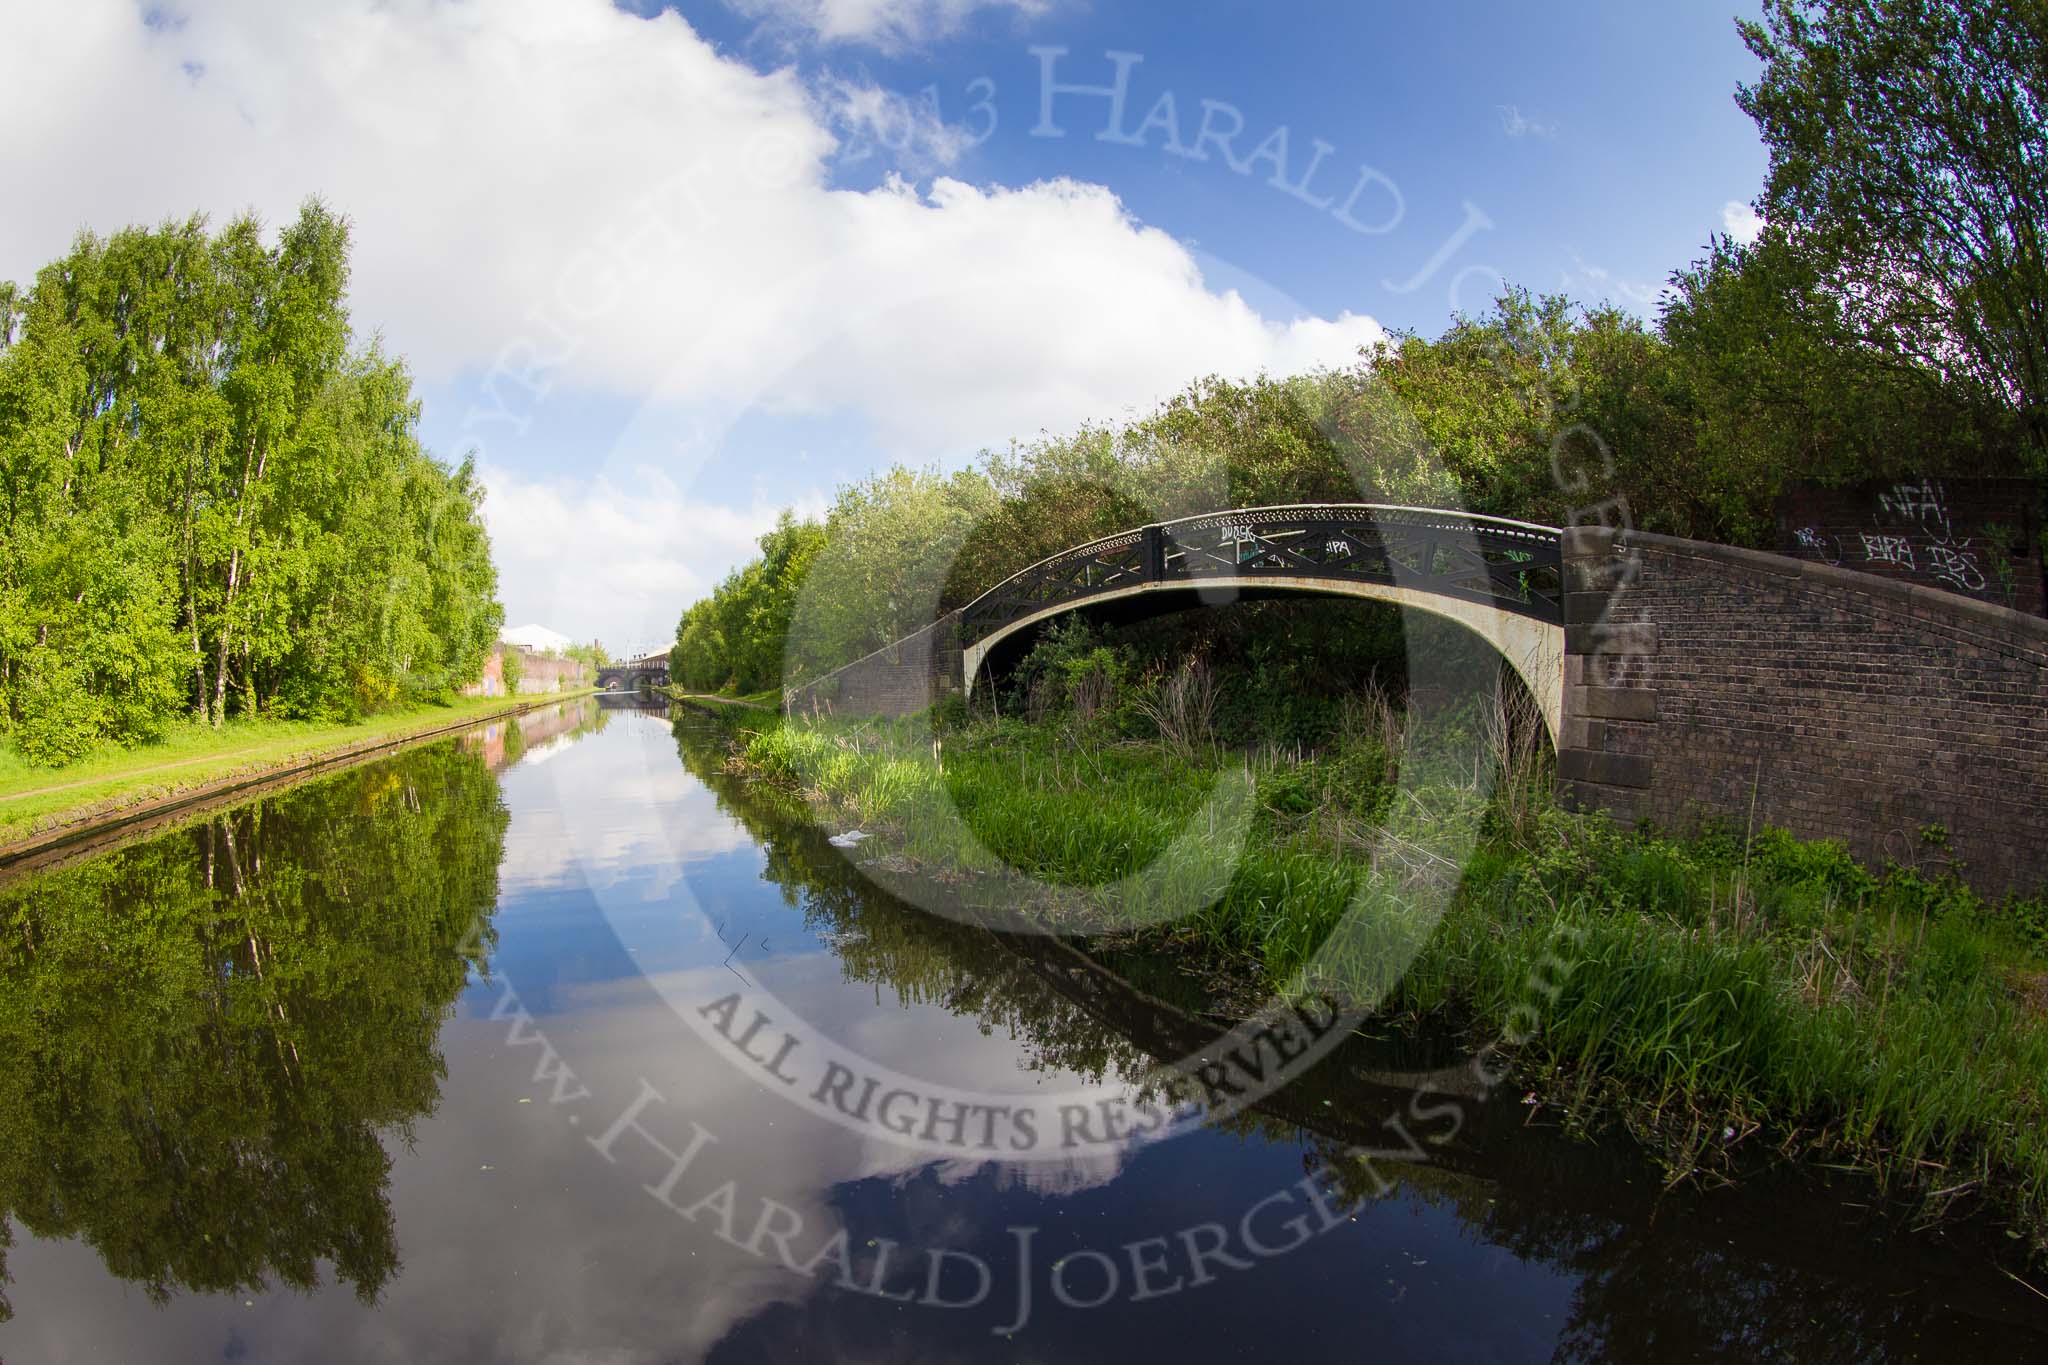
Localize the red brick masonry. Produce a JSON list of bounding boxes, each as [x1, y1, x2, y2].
[[1562, 526, 2048, 896]]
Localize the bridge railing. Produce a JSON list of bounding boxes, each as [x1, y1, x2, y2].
[[958, 504, 1564, 645]]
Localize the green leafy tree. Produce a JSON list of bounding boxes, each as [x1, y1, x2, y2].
[[671, 597, 729, 692], [562, 639, 610, 683], [1371, 293, 1700, 532], [1661, 232, 2023, 535], [667, 513, 828, 694], [782, 467, 997, 681], [0, 203, 503, 762], [669, 0, 2048, 695], [743, 512, 829, 689], [1737, 0, 2048, 460]]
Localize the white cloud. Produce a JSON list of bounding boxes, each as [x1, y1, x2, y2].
[[479, 461, 825, 655], [723, 0, 1049, 49], [2, 0, 1385, 448], [726, 174, 1389, 450], [817, 73, 974, 171], [1497, 104, 1556, 139], [1, 0, 1388, 633], [1722, 199, 1765, 245]]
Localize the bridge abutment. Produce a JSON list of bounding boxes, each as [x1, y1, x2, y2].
[[782, 610, 966, 719], [1559, 526, 2048, 895], [1557, 526, 1659, 823]]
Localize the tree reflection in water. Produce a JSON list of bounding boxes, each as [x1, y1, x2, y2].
[[0, 741, 511, 1322], [670, 711, 2048, 1362]]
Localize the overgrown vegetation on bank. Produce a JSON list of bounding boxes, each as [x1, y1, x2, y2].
[[668, 0, 2048, 1244], [0, 202, 503, 769], [721, 639, 2048, 1253]]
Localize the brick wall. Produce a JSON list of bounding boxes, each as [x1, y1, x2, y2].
[[463, 648, 506, 698], [795, 530, 2048, 895], [1775, 477, 2044, 617], [461, 645, 588, 698], [782, 610, 965, 719], [512, 647, 587, 693], [1560, 526, 2048, 895]]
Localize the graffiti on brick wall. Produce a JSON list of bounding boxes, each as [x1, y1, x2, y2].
[[1791, 525, 1840, 565], [1776, 477, 2044, 617], [1871, 478, 1989, 591]]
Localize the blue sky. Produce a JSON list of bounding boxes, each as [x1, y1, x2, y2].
[[680, 0, 1769, 334], [4, 0, 1770, 654]]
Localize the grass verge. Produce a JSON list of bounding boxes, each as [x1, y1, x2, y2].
[[0, 690, 596, 846]]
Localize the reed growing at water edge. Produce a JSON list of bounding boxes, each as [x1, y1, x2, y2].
[[733, 688, 2048, 1258]]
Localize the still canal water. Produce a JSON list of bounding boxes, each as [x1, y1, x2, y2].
[[1, 697, 2043, 1362]]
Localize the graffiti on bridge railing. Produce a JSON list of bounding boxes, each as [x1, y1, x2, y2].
[[959, 505, 1565, 645]]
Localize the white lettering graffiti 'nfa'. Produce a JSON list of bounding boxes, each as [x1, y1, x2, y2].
[[1877, 478, 1952, 538]]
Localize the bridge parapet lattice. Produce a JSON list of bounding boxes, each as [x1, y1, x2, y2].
[[959, 504, 1563, 647]]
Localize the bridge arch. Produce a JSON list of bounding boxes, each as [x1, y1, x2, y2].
[[964, 578, 1565, 743], [596, 653, 670, 691], [957, 505, 1566, 744]]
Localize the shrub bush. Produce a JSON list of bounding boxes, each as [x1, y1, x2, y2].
[[15, 654, 108, 768]]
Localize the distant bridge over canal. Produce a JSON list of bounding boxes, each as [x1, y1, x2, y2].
[[783, 504, 2048, 895], [597, 653, 670, 691]]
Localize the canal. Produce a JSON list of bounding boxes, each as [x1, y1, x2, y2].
[[1, 697, 2043, 1361]]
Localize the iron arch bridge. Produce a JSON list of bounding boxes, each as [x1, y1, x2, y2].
[[596, 653, 670, 691], [789, 507, 2048, 897], [957, 504, 1566, 738]]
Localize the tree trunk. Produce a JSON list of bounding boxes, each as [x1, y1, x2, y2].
[[183, 437, 207, 716], [186, 592, 207, 716], [211, 438, 268, 727], [211, 546, 239, 727]]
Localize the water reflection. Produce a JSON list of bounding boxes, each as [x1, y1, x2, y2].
[[668, 720, 1160, 1092], [0, 740, 510, 1322], [0, 701, 2038, 1361], [665, 710, 2048, 1359]]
